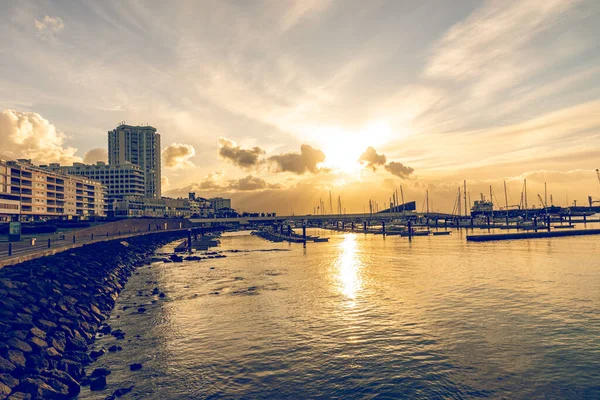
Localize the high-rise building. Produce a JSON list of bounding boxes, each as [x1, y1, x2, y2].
[[108, 124, 161, 198]]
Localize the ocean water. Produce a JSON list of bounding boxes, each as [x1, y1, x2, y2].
[[81, 227, 600, 399]]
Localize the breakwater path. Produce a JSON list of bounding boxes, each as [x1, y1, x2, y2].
[[0, 230, 188, 399]]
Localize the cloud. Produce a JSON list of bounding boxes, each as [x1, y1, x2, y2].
[[228, 175, 282, 191], [83, 148, 108, 164], [161, 176, 170, 190], [0, 109, 81, 164], [35, 16, 65, 40], [358, 146, 386, 170], [195, 171, 225, 190], [425, 0, 580, 98], [190, 171, 280, 192], [385, 161, 414, 179], [269, 144, 326, 174], [162, 142, 196, 168], [218, 137, 265, 169]]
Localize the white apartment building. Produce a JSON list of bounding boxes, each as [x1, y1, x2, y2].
[[108, 124, 161, 198], [42, 161, 145, 200], [209, 197, 231, 211], [0, 159, 106, 221]]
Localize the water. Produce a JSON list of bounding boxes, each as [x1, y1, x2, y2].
[[81, 228, 600, 399]]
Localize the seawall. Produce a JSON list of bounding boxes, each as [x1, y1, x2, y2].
[[0, 231, 187, 399]]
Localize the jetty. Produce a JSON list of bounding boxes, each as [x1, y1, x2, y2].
[[467, 228, 600, 242], [252, 228, 329, 243]]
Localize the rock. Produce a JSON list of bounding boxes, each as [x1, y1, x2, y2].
[[107, 345, 122, 353], [90, 367, 111, 378], [25, 352, 49, 373], [90, 348, 106, 359], [29, 327, 46, 340], [16, 377, 68, 399], [9, 330, 29, 341], [40, 376, 71, 397], [169, 254, 183, 262], [41, 369, 81, 397], [129, 363, 143, 371], [63, 350, 91, 365], [111, 329, 126, 340], [36, 319, 58, 332], [4, 349, 26, 369], [50, 337, 66, 353], [66, 331, 87, 351], [158, 292, 166, 298], [46, 347, 62, 359], [0, 382, 12, 399], [98, 325, 112, 334], [7, 392, 31, 400], [6, 337, 33, 354], [28, 336, 49, 351], [113, 386, 134, 397], [0, 356, 16, 373], [0, 373, 19, 389], [57, 359, 84, 380], [89, 375, 107, 391]]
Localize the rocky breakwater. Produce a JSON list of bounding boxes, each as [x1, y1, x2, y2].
[[0, 231, 187, 399]]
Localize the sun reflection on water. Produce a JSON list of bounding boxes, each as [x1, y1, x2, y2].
[[336, 234, 363, 299]]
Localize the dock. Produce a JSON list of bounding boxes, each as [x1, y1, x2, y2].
[[467, 228, 600, 242], [252, 229, 329, 243]]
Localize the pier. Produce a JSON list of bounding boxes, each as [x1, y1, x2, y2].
[[467, 228, 600, 242]]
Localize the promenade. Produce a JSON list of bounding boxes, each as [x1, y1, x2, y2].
[[0, 218, 193, 268]]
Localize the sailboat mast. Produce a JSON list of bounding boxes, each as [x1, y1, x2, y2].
[[463, 180, 467, 216]]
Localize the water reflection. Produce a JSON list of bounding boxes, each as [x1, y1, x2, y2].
[[336, 234, 363, 299]]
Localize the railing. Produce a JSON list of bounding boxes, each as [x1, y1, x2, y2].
[[0, 225, 189, 265]]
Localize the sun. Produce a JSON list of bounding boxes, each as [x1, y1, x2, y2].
[[318, 121, 393, 175]]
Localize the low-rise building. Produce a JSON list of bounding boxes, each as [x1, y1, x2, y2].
[[42, 162, 145, 200], [0, 159, 106, 221], [113, 196, 191, 218]]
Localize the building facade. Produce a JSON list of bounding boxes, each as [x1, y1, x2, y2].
[[108, 124, 161, 198], [0, 159, 106, 221], [43, 162, 145, 200], [113, 196, 191, 218], [209, 197, 231, 211]]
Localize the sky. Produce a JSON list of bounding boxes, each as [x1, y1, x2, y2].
[[1, 0, 599, 214]]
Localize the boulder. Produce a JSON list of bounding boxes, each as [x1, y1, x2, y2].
[[16, 377, 69, 399], [7, 392, 32, 400], [89, 348, 106, 359], [90, 367, 111, 378], [89, 375, 107, 391], [6, 337, 32, 354], [41, 369, 81, 397], [0, 382, 11, 399], [46, 347, 62, 359], [113, 386, 134, 397], [4, 349, 26, 369], [0, 356, 16, 373], [28, 336, 48, 351], [129, 363, 143, 371], [0, 373, 19, 389], [50, 337, 66, 354], [29, 327, 46, 340]]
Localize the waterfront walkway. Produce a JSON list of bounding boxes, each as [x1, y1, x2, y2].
[[0, 218, 194, 268]]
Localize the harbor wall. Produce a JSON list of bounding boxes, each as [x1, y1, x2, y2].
[[0, 230, 187, 399]]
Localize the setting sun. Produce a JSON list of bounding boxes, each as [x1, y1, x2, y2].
[[319, 122, 394, 175]]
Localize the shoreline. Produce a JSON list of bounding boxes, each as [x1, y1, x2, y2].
[[0, 231, 187, 399]]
